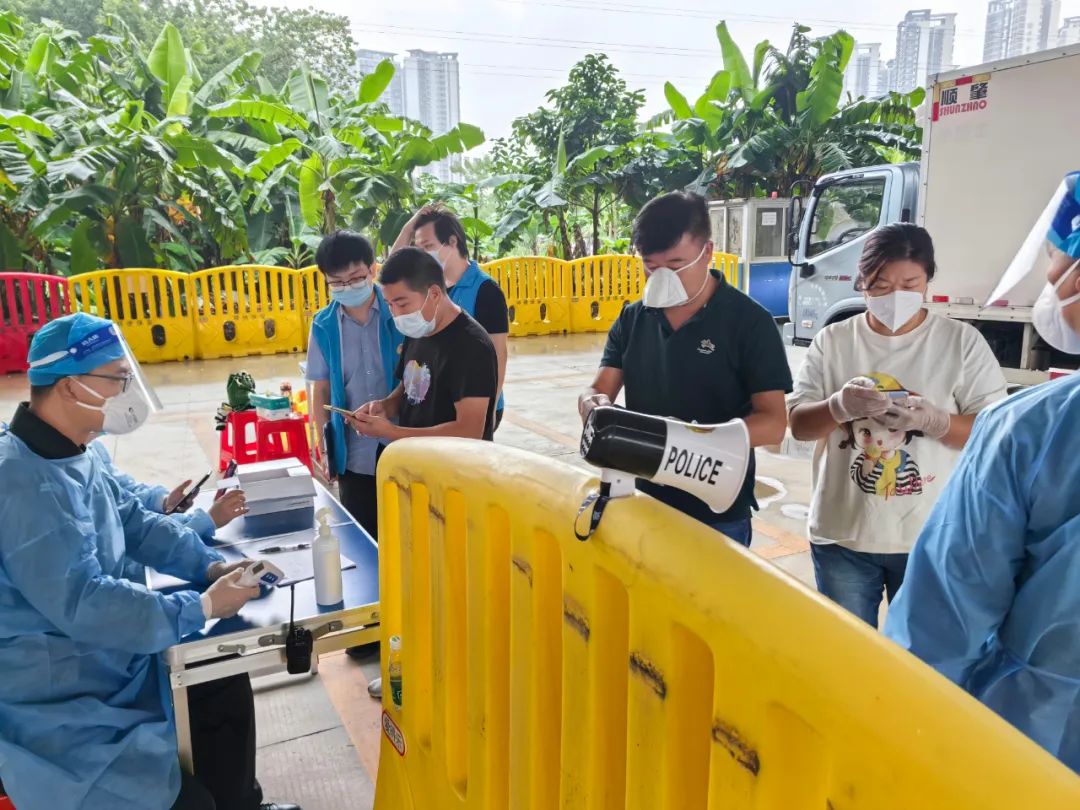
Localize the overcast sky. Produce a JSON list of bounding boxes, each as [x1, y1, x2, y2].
[[262, 0, 1080, 141]]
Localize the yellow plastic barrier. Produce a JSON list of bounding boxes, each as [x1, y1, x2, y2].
[[712, 250, 747, 293], [68, 269, 197, 363], [567, 254, 643, 333], [57, 251, 750, 364], [373, 439, 1080, 810], [484, 257, 571, 337], [298, 264, 330, 350], [189, 265, 305, 360]]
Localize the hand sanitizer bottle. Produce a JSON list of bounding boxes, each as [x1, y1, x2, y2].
[[313, 507, 343, 606]]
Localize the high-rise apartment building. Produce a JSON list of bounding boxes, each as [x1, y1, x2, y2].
[[355, 48, 405, 116], [353, 49, 463, 182], [895, 10, 957, 92], [881, 59, 898, 94], [983, 0, 1062, 61], [1058, 15, 1080, 45], [401, 50, 462, 183], [984, 0, 1015, 60], [844, 43, 883, 100]]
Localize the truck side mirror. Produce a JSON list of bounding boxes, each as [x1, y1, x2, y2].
[[787, 196, 805, 266]]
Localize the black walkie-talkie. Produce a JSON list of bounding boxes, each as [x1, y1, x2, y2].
[[285, 584, 313, 675]]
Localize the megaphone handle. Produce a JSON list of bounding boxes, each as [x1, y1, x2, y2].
[[574, 486, 608, 542], [575, 470, 635, 542]]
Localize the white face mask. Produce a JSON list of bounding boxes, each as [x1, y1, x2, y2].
[[72, 378, 151, 435], [641, 243, 710, 309], [393, 292, 437, 339], [1032, 259, 1080, 354], [865, 290, 924, 333], [427, 246, 446, 268]]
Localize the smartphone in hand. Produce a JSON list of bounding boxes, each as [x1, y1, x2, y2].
[[322, 404, 355, 418], [168, 470, 213, 515], [214, 460, 238, 501]]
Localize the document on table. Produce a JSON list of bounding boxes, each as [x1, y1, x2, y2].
[[148, 529, 356, 591]]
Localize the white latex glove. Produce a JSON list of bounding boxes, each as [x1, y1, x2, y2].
[[876, 396, 951, 439], [206, 559, 255, 582], [578, 392, 612, 422], [201, 569, 260, 620], [827, 376, 891, 423]]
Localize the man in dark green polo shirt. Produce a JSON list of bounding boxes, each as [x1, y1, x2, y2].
[[578, 191, 792, 546]]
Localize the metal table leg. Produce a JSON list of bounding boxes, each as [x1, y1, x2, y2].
[[173, 671, 195, 774]]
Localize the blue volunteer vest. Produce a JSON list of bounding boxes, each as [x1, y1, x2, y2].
[[447, 260, 506, 412], [311, 288, 403, 476]]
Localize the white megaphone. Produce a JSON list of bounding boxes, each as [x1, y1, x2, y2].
[[576, 406, 750, 539]]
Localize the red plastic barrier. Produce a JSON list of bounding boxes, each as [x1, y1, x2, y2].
[[0, 273, 72, 375]]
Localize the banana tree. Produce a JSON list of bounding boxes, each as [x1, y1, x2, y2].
[[205, 59, 483, 251], [663, 21, 925, 197], [0, 16, 248, 272], [0, 11, 487, 272]]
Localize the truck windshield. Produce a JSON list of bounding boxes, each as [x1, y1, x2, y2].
[[807, 179, 886, 259]]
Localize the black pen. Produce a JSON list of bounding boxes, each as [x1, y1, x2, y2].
[[260, 543, 311, 554]]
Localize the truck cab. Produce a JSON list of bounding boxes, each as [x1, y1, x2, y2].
[[783, 163, 919, 346]]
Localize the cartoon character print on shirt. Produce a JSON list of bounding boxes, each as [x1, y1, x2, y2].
[[840, 418, 923, 499], [838, 371, 923, 499], [403, 360, 432, 405]]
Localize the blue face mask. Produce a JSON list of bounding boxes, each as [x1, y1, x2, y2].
[[330, 280, 374, 308]]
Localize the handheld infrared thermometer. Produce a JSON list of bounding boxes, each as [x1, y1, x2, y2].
[[235, 560, 285, 588]]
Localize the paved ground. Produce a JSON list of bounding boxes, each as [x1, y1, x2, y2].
[[0, 332, 817, 809]]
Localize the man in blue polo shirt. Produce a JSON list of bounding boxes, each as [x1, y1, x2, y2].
[[578, 192, 792, 547], [306, 231, 403, 541], [394, 204, 509, 430]]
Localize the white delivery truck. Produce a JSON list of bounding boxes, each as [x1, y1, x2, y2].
[[785, 43, 1080, 383]]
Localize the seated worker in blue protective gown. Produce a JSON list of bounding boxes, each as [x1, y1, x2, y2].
[[885, 173, 1080, 775], [0, 313, 301, 810], [88, 441, 250, 583]]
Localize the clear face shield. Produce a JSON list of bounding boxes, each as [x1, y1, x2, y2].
[[28, 323, 162, 434], [987, 174, 1080, 355], [988, 174, 1080, 307]]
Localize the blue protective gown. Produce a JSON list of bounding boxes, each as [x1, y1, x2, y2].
[[0, 432, 224, 810], [88, 441, 216, 541], [885, 372, 1080, 774]]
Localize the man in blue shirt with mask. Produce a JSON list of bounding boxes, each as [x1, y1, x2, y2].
[[394, 204, 509, 430], [306, 231, 403, 541], [885, 173, 1080, 775]]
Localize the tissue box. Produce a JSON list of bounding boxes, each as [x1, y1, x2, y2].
[[250, 392, 291, 421], [234, 458, 316, 535]]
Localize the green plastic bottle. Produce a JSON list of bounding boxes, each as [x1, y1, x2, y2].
[[388, 635, 403, 711]]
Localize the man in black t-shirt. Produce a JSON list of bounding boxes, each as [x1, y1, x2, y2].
[[393, 203, 510, 430], [347, 247, 498, 442], [578, 192, 793, 547]]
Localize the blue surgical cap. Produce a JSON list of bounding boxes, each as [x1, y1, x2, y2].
[[1048, 171, 1080, 259], [27, 313, 126, 385]]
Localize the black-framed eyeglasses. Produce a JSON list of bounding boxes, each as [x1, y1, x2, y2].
[[79, 372, 134, 393], [328, 277, 371, 291]]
